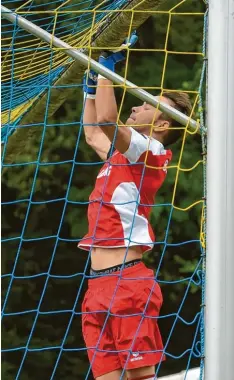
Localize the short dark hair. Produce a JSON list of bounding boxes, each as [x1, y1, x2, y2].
[[159, 91, 192, 146]]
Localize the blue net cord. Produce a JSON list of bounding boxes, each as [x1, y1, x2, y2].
[[1, 1, 206, 379]]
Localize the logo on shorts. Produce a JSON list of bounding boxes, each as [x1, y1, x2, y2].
[[130, 352, 143, 362]]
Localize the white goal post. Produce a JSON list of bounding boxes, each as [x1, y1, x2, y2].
[[206, 0, 234, 379]]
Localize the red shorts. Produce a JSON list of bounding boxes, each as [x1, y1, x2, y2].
[[82, 262, 165, 378]]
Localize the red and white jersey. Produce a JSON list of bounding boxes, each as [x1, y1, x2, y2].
[[78, 128, 172, 253]]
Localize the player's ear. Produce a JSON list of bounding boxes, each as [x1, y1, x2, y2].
[[153, 119, 170, 133]]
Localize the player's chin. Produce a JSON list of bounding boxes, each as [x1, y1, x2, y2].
[[125, 117, 135, 126]]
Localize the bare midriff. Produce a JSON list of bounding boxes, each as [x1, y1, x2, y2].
[[91, 246, 143, 271]]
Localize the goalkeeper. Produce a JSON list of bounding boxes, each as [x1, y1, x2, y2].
[[79, 33, 192, 380]]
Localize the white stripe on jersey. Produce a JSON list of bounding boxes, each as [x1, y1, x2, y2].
[[111, 181, 154, 247]]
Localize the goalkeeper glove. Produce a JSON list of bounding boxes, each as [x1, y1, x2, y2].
[[98, 31, 138, 74], [83, 69, 98, 99]]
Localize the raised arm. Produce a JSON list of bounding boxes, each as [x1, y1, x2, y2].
[[82, 70, 111, 160], [95, 32, 138, 154], [95, 77, 131, 154]]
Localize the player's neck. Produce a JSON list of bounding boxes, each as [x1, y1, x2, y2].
[[144, 130, 164, 145], [152, 132, 164, 144]]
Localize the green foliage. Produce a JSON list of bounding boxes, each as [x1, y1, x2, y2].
[[2, 0, 206, 378]]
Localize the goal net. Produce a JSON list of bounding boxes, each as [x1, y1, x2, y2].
[[1, 0, 207, 379]]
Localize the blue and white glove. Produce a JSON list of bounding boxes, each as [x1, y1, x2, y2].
[[98, 31, 138, 76], [83, 69, 98, 100]]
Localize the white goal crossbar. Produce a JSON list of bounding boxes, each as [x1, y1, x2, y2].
[[1, 5, 199, 133]]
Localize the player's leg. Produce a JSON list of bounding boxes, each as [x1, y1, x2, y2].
[[82, 286, 122, 379], [96, 369, 127, 380], [126, 365, 155, 379], [111, 263, 165, 376]]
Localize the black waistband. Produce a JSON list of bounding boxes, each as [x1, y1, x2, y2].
[[90, 259, 142, 277]]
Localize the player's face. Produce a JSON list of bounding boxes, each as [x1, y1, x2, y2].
[[126, 96, 171, 132]]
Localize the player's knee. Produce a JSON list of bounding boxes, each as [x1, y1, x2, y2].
[[127, 369, 156, 380], [127, 376, 156, 380]]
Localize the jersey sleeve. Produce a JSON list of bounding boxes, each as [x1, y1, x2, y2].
[[123, 127, 167, 164]]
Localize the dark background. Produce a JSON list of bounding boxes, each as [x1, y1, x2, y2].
[[2, 0, 206, 378]]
